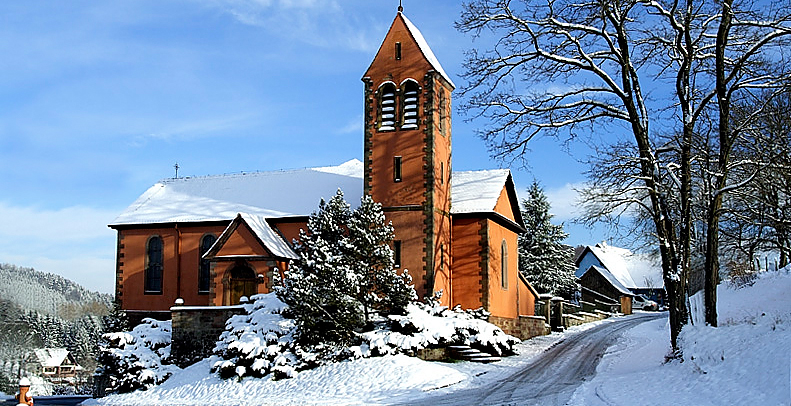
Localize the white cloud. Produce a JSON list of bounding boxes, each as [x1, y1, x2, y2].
[[333, 115, 363, 135], [197, 0, 379, 52], [0, 202, 119, 293], [545, 182, 586, 222]]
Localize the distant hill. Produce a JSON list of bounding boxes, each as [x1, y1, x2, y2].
[[0, 263, 114, 394], [0, 263, 112, 318]]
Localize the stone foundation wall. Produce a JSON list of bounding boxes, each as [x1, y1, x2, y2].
[[562, 311, 610, 329], [170, 306, 246, 368], [488, 315, 549, 340]]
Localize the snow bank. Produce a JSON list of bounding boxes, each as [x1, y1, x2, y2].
[[569, 267, 791, 405]]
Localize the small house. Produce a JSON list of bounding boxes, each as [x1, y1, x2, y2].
[[579, 265, 634, 314], [28, 348, 83, 383]]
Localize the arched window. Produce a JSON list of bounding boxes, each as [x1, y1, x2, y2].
[[501, 239, 509, 289], [145, 236, 164, 294], [378, 83, 397, 131], [199, 234, 217, 293], [401, 80, 419, 129]]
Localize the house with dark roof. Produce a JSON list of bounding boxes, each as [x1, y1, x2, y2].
[[109, 9, 541, 338]]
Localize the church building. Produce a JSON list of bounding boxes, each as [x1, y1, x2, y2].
[[110, 9, 541, 336]]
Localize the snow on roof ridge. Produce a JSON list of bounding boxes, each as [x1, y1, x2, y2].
[[400, 12, 456, 89], [159, 160, 362, 184]]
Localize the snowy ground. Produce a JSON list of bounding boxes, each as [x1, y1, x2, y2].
[[86, 268, 790, 406]]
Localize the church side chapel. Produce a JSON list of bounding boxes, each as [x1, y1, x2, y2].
[[110, 9, 540, 335]]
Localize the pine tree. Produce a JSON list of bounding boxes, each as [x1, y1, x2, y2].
[[277, 190, 416, 348], [518, 182, 578, 298]]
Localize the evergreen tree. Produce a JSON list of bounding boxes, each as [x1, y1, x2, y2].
[[277, 190, 416, 348], [278, 190, 363, 347], [518, 182, 578, 298]]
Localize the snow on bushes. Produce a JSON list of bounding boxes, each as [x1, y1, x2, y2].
[[211, 293, 301, 380], [97, 318, 180, 393], [211, 293, 519, 381], [362, 301, 519, 357]]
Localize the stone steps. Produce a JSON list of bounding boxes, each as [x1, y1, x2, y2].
[[447, 345, 501, 363]]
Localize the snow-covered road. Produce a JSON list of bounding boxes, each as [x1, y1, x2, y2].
[[408, 312, 665, 406]]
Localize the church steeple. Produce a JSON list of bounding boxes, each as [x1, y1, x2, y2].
[[361, 11, 454, 300]]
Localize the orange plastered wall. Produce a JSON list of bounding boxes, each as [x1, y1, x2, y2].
[[518, 277, 536, 316], [494, 186, 517, 222], [214, 223, 269, 257], [450, 217, 484, 310], [484, 220, 521, 319], [116, 223, 227, 311]]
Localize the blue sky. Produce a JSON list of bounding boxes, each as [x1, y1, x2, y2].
[[0, 0, 606, 294]]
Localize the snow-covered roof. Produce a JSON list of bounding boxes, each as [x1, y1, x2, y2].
[[110, 160, 364, 227], [582, 265, 634, 297], [113, 158, 523, 231], [33, 348, 74, 368], [588, 244, 638, 288], [225, 213, 299, 260], [581, 243, 663, 289], [451, 169, 512, 215], [400, 12, 455, 89]]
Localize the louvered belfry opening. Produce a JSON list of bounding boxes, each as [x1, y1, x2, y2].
[[379, 83, 397, 130], [401, 80, 419, 129]]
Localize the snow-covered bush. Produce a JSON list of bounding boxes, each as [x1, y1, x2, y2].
[[211, 293, 301, 380], [96, 318, 180, 393], [362, 301, 520, 357], [212, 294, 520, 381]]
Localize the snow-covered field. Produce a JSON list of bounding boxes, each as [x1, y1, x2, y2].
[[88, 267, 791, 406]]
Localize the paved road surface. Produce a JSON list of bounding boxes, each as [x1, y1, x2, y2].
[[407, 312, 665, 406]]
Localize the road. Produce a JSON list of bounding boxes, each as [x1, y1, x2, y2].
[[407, 312, 665, 406]]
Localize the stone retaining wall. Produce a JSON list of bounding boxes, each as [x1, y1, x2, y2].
[[489, 315, 549, 340], [170, 306, 246, 368]]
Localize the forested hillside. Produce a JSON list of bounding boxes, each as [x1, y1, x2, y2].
[[0, 263, 114, 395]]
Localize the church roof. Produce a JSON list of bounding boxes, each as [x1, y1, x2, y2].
[[451, 169, 524, 230], [111, 159, 523, 230], [399, 12, 455, 89], [110, 160, 364, 227]]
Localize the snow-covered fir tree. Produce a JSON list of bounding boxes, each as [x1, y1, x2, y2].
[[276, 190, 415, 348], [518, 182, 578, 298]]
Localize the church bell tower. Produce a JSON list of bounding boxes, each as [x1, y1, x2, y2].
[[362, 9, 455, 301]]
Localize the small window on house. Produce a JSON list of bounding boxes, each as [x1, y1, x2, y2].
[[394, 240, 402, 268], [43, 367, 56, 374], [199, 234, 217, 293], [378, 83, 397, 131], [501, 239, 509, 289], [402, 80, 419, 129], [394, 156, 402, 182], [395, 42, 402, 60], [145, 235, 164, 294]]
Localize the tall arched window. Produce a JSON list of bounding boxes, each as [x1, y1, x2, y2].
[[501, 239, 509, 289], [378, 83, 397, 131], [438, 88, 446, 135], [401, 80, 420, 129], [199, 234, 217, 293], [145, 236, 164, 294]]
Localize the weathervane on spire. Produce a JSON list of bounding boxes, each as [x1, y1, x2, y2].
[[398, 0, 403, 13]]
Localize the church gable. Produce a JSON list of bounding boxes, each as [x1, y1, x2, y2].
[[205, 214, 298, 261]]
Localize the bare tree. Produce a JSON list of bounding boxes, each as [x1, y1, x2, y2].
[[458, 0, 689, 350], [457, 0, 791, 348]]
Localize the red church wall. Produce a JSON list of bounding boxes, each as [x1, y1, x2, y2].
[[115, 223, 227, 311]]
